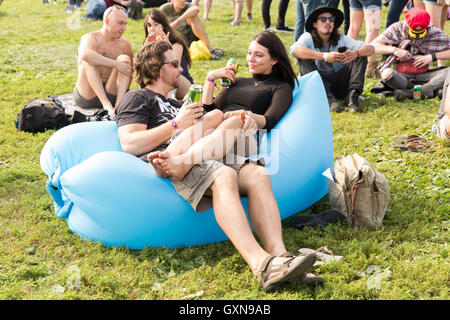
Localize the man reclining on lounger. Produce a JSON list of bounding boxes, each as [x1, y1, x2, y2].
[[74, 5, 133, 118]]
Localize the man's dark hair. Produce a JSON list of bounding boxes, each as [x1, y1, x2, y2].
[[311, 27, 341, 49], [134, 41, 173, 88]]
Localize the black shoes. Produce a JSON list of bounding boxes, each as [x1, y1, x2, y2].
[[328, 94, 345, 113], [345, 90, 362, 113], [275, 25, 294, 33]]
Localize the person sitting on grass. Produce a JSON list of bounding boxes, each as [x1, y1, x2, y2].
[[144, 9, 194, 100], [435, 69, 450, 141], [289, 6, 374, 113], [115, 39, 323, 292], [74, 5, 133, 118], [160, 0, 223, 59], [371, 8, 450, 101]]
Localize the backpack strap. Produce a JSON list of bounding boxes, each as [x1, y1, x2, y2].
[[349, 178, 364, 226]]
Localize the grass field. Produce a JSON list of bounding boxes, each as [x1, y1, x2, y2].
[[0, 0, 449, 300]]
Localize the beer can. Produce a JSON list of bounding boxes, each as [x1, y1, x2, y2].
[[187, 84, 203, 104], [413, 85, 422, 102], [221, 58, 239, 88]]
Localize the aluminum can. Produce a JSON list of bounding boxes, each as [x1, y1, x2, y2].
[[221, 58, 239, 88], [413, 85, 422, 102], [187, 84, 203, 103]]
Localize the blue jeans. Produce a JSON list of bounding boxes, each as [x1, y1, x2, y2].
[[294, 0, 305, 41], [83, 0, 107, 20], [386, 0, 408, 28]]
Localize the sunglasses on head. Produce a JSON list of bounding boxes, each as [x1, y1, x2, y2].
[[163, 59, 180, 68], [318, 16, 336, 23]]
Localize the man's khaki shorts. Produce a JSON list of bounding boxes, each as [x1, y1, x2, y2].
[[169, 135, 264, 211]]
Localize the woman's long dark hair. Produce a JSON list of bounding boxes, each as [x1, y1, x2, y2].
[[144, 9, 191, 68], [252, 31, 297, 89], [311, 28, 341, 49]]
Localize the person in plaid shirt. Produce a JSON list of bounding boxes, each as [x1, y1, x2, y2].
[[372, 8, 450, 100]]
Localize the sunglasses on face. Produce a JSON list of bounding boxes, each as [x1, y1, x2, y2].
[[318, 16, 336, 23], [163, 59, 180, 68]]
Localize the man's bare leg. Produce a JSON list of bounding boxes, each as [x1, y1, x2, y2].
[[204, 0, 213, 21], [210, 168, 312, 279], [238, 164, 286, 255], [238, 163, 321, 281], [77, 55, 132, 113], [77, 61, 114, 112], [188, 15, 212, 50], [105, 54, 132, 108]]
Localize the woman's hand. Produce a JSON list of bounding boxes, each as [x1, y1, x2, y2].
[[146, 30, 170, 45], [206, 66, 236, 83], [240, 111, 258, 136]]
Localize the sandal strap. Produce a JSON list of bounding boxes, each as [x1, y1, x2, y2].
[[258, 255, 295, 286]]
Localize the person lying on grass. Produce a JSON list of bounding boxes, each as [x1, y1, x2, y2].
[[115, 39, 323, 292]]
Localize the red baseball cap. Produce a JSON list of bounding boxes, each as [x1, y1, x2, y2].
[[405, 8, 430, 39]]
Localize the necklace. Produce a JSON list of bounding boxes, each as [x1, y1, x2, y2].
[[254, 80, 264, 87]]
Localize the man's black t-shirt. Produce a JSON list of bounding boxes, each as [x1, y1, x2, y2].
[[115, 88, 183, 161]]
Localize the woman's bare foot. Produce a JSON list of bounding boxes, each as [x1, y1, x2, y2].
[[147, 151, 168, 178], [154, 154, 193, 180]]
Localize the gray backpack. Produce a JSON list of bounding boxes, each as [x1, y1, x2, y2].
[[328, 154, 390, 228]]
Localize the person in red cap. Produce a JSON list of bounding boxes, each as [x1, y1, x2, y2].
[[372, 8, 450, 101]]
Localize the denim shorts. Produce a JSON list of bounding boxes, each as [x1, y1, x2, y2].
[[349, 0, 382, 10], [423, 0, 444, 6]]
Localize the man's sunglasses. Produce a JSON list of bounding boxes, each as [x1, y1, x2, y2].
[[163, 59, 180, 68], [318, 16, 336, 23]]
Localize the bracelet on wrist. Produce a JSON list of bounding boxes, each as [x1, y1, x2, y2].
[[355, 50, 360, 58], [323, 52, 328, 62], [206, 77, 216, 85], [431, 53, 437, 62], [170, 119, 179, 132], [206, 77, 218, 90], [393, 47, 398, 56]]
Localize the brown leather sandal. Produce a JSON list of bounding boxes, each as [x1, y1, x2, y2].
[[280, 252, 325, 286], [258, 253, 317, 292]]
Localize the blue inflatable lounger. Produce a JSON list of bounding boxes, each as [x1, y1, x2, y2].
[[40, 71, 334, 249]]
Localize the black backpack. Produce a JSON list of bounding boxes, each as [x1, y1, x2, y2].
[[15, 97, 70, 133]]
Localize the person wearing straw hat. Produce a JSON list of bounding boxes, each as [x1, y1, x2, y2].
[[289, 6, 374, 113]]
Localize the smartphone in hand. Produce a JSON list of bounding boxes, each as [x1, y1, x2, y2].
[[338, 46, 347, 53]]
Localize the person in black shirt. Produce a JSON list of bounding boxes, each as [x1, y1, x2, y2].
[[116, 40, 321, 292]]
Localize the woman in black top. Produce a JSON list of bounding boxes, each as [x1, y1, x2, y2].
[[144, 9, 194, 100], [203, 30, 297, 132], [151, 31, 298, 179]]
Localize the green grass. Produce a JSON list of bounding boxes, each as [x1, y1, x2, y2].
[[0, 0, 449, 300]]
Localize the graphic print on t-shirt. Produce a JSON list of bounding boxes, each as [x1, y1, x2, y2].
[[155, 96, 180, 123]]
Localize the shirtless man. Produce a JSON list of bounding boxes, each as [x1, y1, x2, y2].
[[74, 5, 133, 118]]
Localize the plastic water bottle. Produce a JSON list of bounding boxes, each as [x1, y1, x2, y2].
[[432, 124, 438, 134]]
